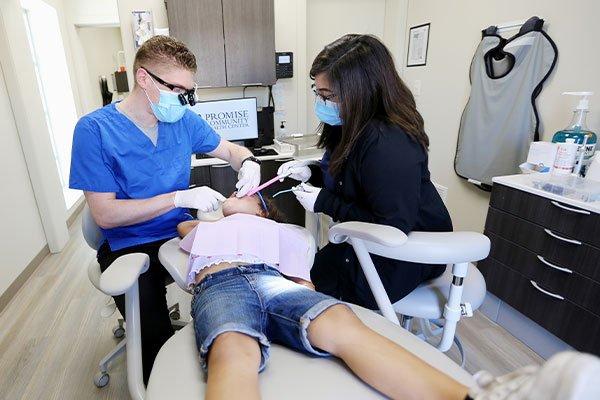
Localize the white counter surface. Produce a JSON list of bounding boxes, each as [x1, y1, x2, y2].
[[190, 144, 324, 168], [493, 174, 600, 214]]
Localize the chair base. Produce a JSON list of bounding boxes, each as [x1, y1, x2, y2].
[[94, 308, 189, 388]]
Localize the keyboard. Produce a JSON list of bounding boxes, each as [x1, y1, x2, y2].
[[195, 148, 278, 159]]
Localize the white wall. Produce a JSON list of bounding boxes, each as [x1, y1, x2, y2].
[[76, 26, 124, 109], [305, 0, 388, 134], [0, 64, 47, 297], [67, 0, 119, 26], [402, 0, 600, 232], [0, 0, 70, 254]]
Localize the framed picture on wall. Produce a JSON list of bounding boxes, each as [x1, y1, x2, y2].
[[407, 23, 430, 67], [132, 11, 154, 49]]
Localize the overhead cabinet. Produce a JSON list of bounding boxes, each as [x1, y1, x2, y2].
[[166, 0, 276, 88]]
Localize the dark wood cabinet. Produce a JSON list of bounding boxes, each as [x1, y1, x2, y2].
[[478, 184, 600, 355], [209, 164, 238, 196], [222, 0, 276, 86], [166, 0, 276, 88], [166, 0, 227, 87], [260, 159, 305, 226], [190, 165, 211, 188]]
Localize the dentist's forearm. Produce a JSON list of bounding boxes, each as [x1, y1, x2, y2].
[[230, 145, 253, 171], [208, 140, 253, 171], [86, 191, 176, 229]]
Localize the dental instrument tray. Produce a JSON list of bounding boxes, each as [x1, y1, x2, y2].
[[531, 174, 600, 202], [278, 134, 321, 156]]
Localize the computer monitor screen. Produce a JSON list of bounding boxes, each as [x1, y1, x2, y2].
[[190, 97, 258, 141]]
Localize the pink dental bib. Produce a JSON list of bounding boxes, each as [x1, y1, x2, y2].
[[180, 214, 312, 284]]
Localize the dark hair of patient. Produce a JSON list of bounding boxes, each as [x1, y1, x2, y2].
[[262, 198, 287, 224], [310, 34, 429, 176]]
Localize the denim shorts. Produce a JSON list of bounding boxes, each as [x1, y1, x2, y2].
[[191, 264, 345, 372]]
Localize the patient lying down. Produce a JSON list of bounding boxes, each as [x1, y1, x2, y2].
[[177, 192, 313, 289], [176, 192, 596, 400]]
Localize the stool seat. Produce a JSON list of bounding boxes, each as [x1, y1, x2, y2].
[[393, 263, 486, 320]]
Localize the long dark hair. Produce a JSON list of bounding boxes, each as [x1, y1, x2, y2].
[[311, 34, 428, 175]]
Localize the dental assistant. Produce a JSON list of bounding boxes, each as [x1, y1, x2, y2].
[[69, 36, 261, 383], [279, 34, 452, 309]]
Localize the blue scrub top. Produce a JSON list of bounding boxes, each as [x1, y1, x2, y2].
[[69, 103, 221, 251]]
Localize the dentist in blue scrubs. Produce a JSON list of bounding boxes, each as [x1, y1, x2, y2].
[[69, 36, 261, 383]]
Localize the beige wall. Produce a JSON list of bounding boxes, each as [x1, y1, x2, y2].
[[403, 0, 600, 232], [306, 0, 388, 134], [76, 26, 124, 110], [0, 64, 47, 297]]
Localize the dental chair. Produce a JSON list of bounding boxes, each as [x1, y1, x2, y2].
[[329, 222, 490, 366], [82, 206, 184, 388], [93, 219, 474, 399]]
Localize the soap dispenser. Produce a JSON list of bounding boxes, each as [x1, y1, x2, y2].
[[552, 92, 597, 175]]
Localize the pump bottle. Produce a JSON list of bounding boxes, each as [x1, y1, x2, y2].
[[552, 92, 597, 175]]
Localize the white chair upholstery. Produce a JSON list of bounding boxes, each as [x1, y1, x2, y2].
[[147, 305, 473, 400], [146, 237, 474, 400], [393, 263, 487, 320], [92, 216, 475, 399], [329, 222, 490, 363]]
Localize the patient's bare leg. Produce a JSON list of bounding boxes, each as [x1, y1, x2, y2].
[[307, 305, 468, 400], [206, 332, 261, 400]]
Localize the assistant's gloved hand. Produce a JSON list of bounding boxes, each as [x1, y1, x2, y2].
[[277, 159, 313, 182], [292, 183, 321, 212], [236, 160, 261, 197], [174, 186, 226, 213]]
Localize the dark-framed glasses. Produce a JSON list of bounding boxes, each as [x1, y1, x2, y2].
[[142, 67, 198, 106], [311, 83, 337, 103]]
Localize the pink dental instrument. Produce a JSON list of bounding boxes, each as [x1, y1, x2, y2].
[[246, 172, 291, 197]]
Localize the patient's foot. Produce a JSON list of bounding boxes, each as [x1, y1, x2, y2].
[[469, 351, 600, 400]]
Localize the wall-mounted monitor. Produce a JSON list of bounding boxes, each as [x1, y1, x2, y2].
[[190, 97, 258, 142]]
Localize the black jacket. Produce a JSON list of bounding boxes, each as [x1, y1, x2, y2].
[[310, 120, 452, 308]]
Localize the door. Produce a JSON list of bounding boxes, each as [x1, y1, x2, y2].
[[166, 0, 227, 88], [222, 0, 276, 86]]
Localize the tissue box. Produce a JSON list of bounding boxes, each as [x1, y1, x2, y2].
[[524, 142, 558, 173]]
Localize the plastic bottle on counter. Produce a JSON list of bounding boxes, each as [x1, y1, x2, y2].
[[552, 92, 597, 175], [553, 138, 579, 175]]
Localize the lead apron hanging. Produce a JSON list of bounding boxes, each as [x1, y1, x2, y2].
[[455, 17, 557, 186]]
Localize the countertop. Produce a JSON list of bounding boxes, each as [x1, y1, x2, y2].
[[190, 143, 324, 167], [493, 174, 600, 214]]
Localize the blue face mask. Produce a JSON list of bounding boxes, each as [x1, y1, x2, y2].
[[314, 98, 342, 126], [144, 78, 187, 123]]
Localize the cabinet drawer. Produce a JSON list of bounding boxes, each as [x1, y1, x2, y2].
[[485, 208, 600, 283], [190, 166, 211, 188], [479, 258, 600, 355], [486, 231, 600, 316], [209, 164, 238, 196], [490, 184, 600, 248], [261, 159, 305, 226]]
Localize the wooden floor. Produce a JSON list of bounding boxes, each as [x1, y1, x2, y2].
[[0, 215, 543, 400]]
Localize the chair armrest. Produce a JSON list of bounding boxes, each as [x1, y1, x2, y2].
[[329, 221, 408, 247], [99, 253, 150, 296], [367, 231, 491, 264], [330, 221, 490, 264]]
